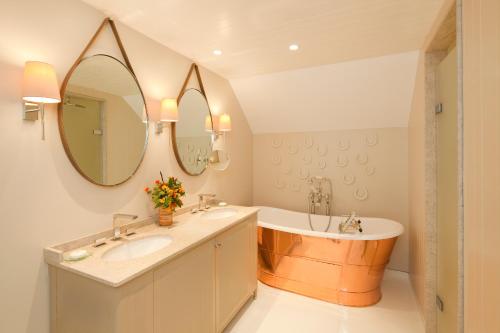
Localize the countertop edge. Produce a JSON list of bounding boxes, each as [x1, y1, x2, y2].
[[46, 206, 259, 288]]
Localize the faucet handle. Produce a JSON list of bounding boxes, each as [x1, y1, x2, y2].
[[198, 193, 216, 210], [112, 214, 138, 240]]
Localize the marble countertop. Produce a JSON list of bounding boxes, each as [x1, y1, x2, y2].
[[44, 205, 259, 287]]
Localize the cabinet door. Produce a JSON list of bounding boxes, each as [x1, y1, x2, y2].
[[248, 218, 258, 293], [154, 240, 215, 333], [215, 219, 255, 332]]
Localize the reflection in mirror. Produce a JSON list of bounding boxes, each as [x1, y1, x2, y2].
[[60, 55, 148, 186], [173, 89, 213, 175]]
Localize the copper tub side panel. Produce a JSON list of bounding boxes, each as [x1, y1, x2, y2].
[[257, 226, 398, 307]]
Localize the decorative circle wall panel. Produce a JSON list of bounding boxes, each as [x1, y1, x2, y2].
[[302, 153, 312, 165], [337, 139, 351, 151], [365, 134, 379, 147], [317, 144, 328, 156], [356, 153, 369, 165], [274, 178, 286, 189], [287, 143, 299, 155], [298, 167, 309, 180], [304, 136, 314, 149], [354, 187, 369, 201], [366, 166, 376, 176], [336, 155, 349, 168], [343, 174, 356, 185], [271, 154, 282, 165], [272, 138, 283, 148]]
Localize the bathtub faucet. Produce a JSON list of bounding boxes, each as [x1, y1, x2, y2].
[[339, 212, 363, 233], [307, 176, 333, 232]]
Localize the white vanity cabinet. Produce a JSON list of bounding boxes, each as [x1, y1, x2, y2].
[[154, 240, 216, 333], [49, 213, 257, 333], [215, 218, 257, 332]]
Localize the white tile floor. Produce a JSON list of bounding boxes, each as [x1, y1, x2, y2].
[[225, 270, 424, 333]]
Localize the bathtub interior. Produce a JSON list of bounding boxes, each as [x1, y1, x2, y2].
[[256, 206, 404, 240]]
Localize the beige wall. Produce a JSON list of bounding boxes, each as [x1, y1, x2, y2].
[[463, 0, 500, 331], [231, 51, 419, 134], [253, 127, 409, 272], [0, 0, 253, 332]]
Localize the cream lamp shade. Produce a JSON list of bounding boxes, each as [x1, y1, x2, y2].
[[218, 113, 232, 132], [22, 61, 61, 104], [160, 98, 178, 122], [205, 114, 219, 132]]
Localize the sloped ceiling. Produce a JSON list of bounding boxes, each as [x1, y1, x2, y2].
[[81, 0, 443, 78], [230, 51, 420, 133]]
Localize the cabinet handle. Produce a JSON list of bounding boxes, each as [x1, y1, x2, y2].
[[215, 242, 223, 248]]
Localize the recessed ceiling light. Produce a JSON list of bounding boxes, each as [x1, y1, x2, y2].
[[213, 49, 222, 56], [289, 44, 299, 51]]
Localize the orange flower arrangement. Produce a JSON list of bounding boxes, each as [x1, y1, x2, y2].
[[145, 173, 185, 211]]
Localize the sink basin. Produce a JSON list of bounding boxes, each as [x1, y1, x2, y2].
[[102, 235, 173, 262], [202, 208, 238, 220]]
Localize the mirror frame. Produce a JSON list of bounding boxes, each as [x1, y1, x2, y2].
[[171, 64, 214, 176], [58, 53, 149, 187]]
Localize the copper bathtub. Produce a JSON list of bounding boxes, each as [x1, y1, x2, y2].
[[257, 207, 403, 307]]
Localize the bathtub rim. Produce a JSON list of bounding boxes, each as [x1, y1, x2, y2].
[[255, 206, 403, 241]]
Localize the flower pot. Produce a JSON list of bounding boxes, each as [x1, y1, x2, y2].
[[159, 207, 173, 226]]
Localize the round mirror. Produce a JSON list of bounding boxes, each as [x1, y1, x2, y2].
[[59, 54, 148, 186], [172, 89, 213, 176]]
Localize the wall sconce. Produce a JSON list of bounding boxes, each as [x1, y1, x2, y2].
[[22, 61, 61, 140], [210, 113, 231, 152], [218, 113, 232, 132], [156, 98, 178, 134], [209, 113, 232, 171]]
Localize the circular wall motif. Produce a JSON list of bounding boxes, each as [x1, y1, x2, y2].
[[365, 134, 379, 147], [289, 183, 301, 192], [287, 143, 299, 155], [337, 139, 351, 151], [272, 138, 283, 148], [356, 153, 369, 165], [354, 187, 369, 201], [366, 166, 376, 176], [318, 160, 327, 169], [304, 136, 314, 149], [302, 153, 312, 165], [336, 155, 349, 168], [298, 167, 309, 180], [271, 154, 282, 165], [281, 164, 292, 175], [317, 144, 328, 156], [274, 178, 286, 189], [343, 174, 356, 185]]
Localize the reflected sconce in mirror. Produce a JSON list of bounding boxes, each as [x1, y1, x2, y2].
[[22, 61, 61, 140], [208, 113, 232, 171], [156, 98, 178, 134]]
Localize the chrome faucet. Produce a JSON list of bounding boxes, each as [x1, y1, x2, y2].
[[307, 176, 333, 232], [307, 176, 332, 216], [198, 193, 216, 211], [112, 214, 138, 240], [338, 212, 363, 234]]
